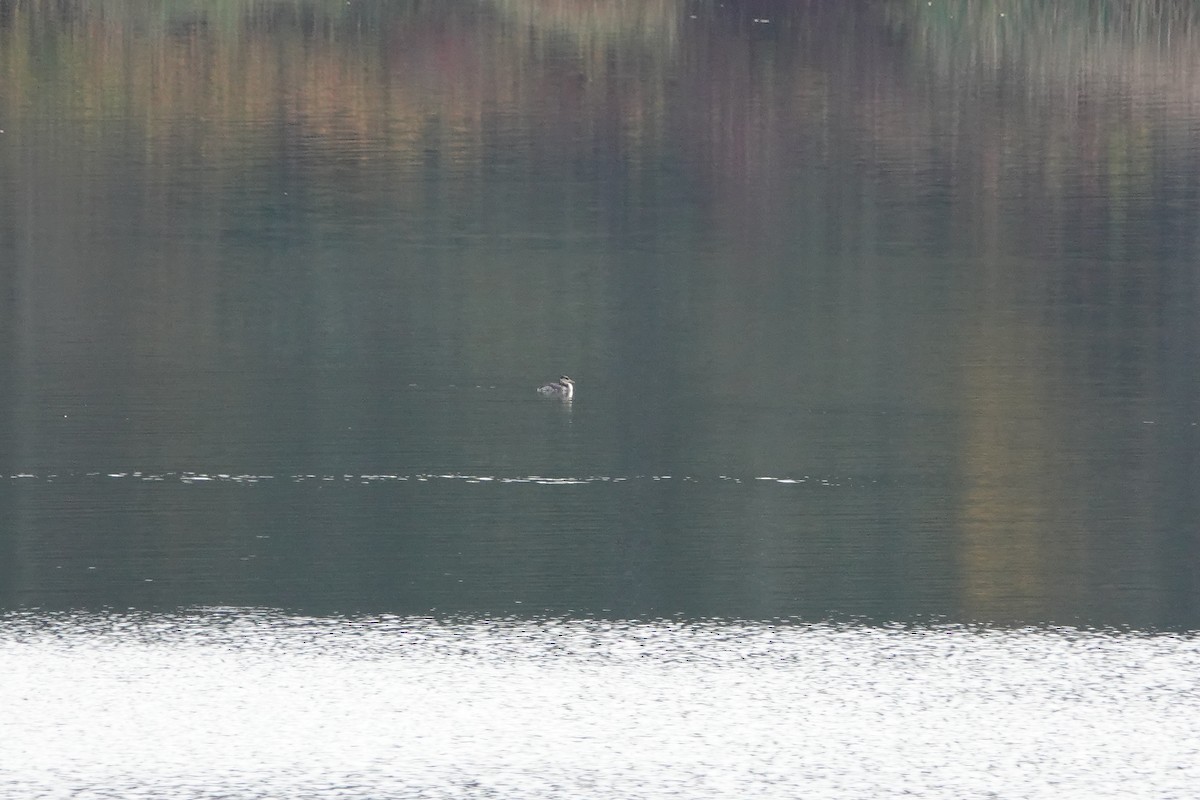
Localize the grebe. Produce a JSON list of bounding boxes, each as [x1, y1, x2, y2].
[[536, 375, 575, 399]]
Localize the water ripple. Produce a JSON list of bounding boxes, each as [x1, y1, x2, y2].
[[1, 610, 1197, 799], [3, 472, 865, 488]]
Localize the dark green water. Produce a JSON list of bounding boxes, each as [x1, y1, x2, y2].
[[2, 0, 1199, 628]]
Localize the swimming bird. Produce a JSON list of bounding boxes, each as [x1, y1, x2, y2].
[[536, 375, 575, 399]]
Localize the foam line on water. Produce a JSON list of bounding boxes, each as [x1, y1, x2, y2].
[[4, 471, 865, 487]]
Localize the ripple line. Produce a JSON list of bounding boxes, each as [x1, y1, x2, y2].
[[4, 471, 867, 487]]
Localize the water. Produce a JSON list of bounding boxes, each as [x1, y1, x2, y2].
[[3, 1, 1200, 796], [3, 611, 1198, 799]]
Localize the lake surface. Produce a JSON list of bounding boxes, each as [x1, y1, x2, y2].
[[3, 611, 1199, 800], [2, 1, 1200, 797]]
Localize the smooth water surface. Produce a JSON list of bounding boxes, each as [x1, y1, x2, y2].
[[2, 0, 1197, 628]]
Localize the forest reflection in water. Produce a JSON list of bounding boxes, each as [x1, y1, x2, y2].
[[1, 1, 1199, 630], [3, 3, 1200, 797]]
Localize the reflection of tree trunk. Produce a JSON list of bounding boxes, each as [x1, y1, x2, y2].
[[959, 335, 1066, 621]]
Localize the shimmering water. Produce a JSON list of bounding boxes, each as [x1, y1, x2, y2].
[[3, 611, 1199, 800], [3, 0, 1200, 795]]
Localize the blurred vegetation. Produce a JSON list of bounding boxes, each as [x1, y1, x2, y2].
[[4, 0, 1197, 393], [3, 1, 1197, 623], [4, 0, 1196, 340]]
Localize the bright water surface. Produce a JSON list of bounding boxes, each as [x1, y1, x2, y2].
[[2, 1, 1200, 797], [3, 611, 1199, 800]]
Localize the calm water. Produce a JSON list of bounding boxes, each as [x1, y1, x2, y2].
[[2, 1, 1200, 797]]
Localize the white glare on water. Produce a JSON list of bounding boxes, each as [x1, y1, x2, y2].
[[1, 611, 1198, 799]]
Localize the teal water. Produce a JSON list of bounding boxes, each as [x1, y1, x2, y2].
[[1, 0, 1196, 629], [2, 2, 1200, 796]]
